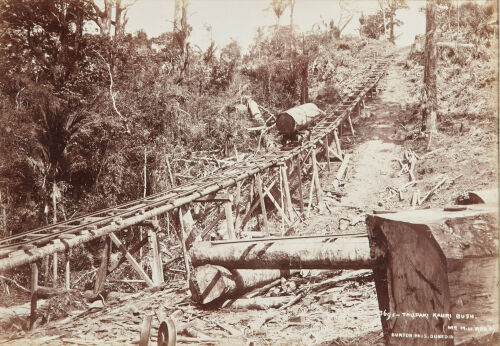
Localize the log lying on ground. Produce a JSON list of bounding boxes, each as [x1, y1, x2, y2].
[[366, 204, 498, 346], [189, 264, 297, 304], [456, 189, 498, 205], [190, 235, 374, 270], [247, 99, 264, 123]]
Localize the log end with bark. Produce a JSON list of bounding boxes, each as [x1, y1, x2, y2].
[[366, 205, 498, 345]]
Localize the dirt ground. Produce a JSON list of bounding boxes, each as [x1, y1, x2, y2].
[[0, 46, 497, 345]]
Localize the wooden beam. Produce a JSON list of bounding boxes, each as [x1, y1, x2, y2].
[[255, 173, 269, 236], [224, 199, 236, 239], [348, 115, 355, 136], [240, 180, 276, 232], [148, 229, 163, 285], [194, 193, 232, 203], [94, 236, 111, 294], [65, 250, 70, 291], [280, 165, 294, 222], [334, 128, 343, 158], [178, 208, 191, 285], [233, 182, 242, 237], [196, 209, 224, 243], [30, 262, 38, 330], [296, 155, 304, 216], [324, 137, 331, 171], [263, 184, 292, 227], [311, 147, 324, 205], [109, 232, 154, 287], [108, 235, 148, 274], [333, 154, 351, 191]]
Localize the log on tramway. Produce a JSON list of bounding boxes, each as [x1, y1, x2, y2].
[[276, 103, 322, 135]]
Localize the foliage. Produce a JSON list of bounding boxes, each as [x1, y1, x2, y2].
[[359, 11, 385, 40]]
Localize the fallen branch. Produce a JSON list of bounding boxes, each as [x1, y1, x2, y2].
[[0, 274, 30, 293], [420, 177, 447, 204]]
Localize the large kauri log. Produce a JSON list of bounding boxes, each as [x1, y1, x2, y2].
[[189, 264, 295, 304], [190, 235, 373, 270], [276, 103, 322, 135], [366, 205, 498, 345]]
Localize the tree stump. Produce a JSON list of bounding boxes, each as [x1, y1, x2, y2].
[[366, 205, 498, 345]]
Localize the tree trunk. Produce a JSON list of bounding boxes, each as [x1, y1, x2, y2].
[[189, 235, 373, 270], [366, 205, 498, 345], [300, 56, 309, 104], [189, 264, 296, 304], [424, 0, 437, 151]]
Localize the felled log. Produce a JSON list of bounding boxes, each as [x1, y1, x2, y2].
[[247, 99, 264, 123], [190, 235, 373, 270], [456, 189, 498, 205], [224, 296, 293, 310], [276, 103, 322, 135], [366, 205, 498, 345], [189, 264, 296, 304]]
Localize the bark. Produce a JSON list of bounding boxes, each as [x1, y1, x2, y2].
[[189, 235, 373, 270], [366, 205, 498, 345], [424, 0, 437, 150], [276, 103, 322, 135], [455, 189, 498, 205]]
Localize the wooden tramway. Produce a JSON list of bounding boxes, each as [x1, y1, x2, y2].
[[0, 55, 392, 273]]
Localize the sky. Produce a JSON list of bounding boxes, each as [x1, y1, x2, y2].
[[124, 0, 427, 50]]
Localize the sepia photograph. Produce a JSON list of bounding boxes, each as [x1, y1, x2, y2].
[[0, 0, 498, 345]]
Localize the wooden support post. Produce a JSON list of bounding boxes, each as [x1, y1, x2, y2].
[[311, 147, 324, 205], [324, 137, 330, 171], [139, 227, 143, 258], [296, 155, 305, 216], [263, 185, 292, 227], [334, 128, 342, 158], [280, 165, 294, 222], [65, 250, 70, 291], [240, 180, 276, 232], [255, 173, 269, 236], [333, 154, 351, 191], [31, 262, 39, 295], [94, 236, 111, 294], [348, 115, 355, 136], [52, 252, 58, 287], [30, 262, 39, 330], [42, 256, 49, 286], [233, 182, 242, 236], [109, 233, 155, 287], [178, 208, 191, 286], [148, 230, 163, 285], [108, 236, 149, 274], [224, 198, 236, 240]]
